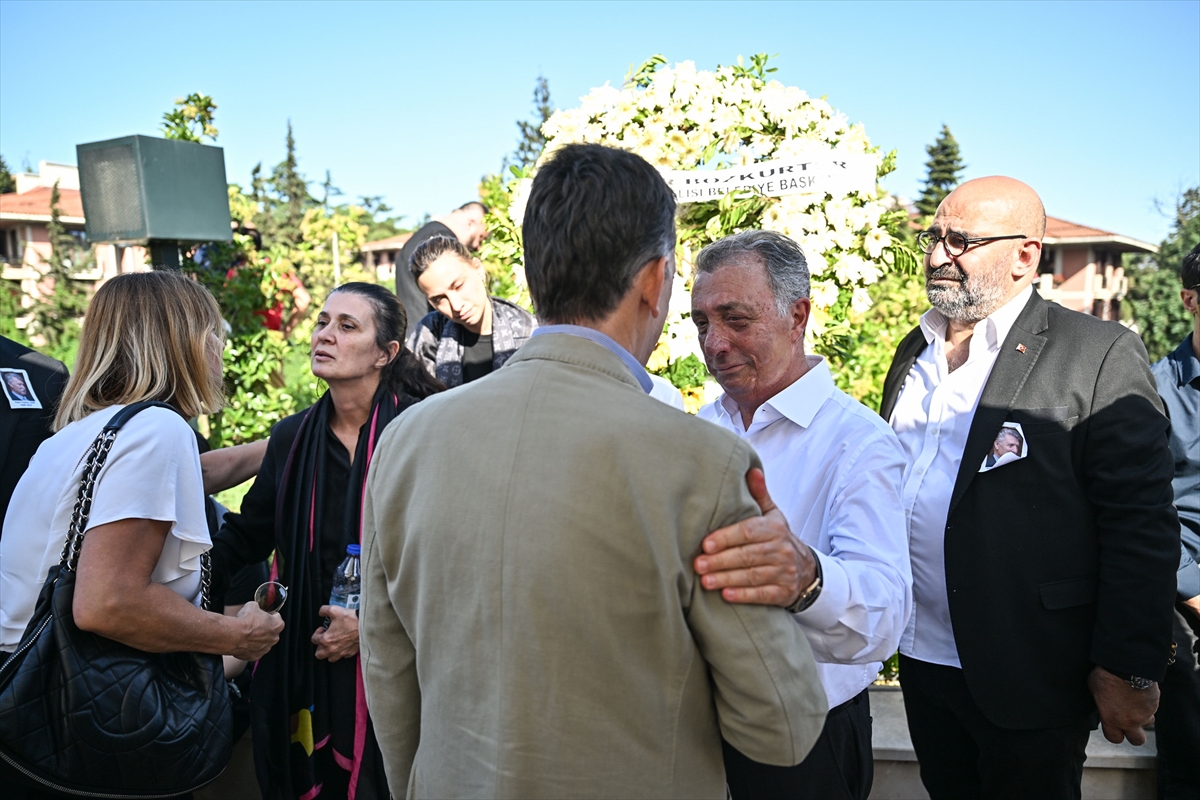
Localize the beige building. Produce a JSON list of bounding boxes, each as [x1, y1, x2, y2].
[[1036, 215, 1157, 322], [360, 232, 413, 283], [1, 162, 149, 325]]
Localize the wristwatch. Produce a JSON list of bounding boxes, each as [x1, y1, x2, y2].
[[786, 552, 823, 614], [1106, 668, 1155, 690]]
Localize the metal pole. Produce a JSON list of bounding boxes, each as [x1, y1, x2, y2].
[[148, 240, 180, 270], [332, 230, 341, 285]]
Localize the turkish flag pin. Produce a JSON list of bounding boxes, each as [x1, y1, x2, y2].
[[1016, 343, 1027, 353]]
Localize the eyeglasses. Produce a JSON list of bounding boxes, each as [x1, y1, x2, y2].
[[917, 230, 1028, 257], [254, 581, 288, 613]]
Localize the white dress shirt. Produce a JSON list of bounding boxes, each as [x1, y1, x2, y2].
[[700, 355, 912, 707], [890, 285, 1032, 668]]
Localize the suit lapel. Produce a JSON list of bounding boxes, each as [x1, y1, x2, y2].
[[946, 292, 1049, 516], [880, 326, 927, 420]]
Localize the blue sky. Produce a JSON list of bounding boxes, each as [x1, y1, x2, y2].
[[1, 0, 1196, 246]]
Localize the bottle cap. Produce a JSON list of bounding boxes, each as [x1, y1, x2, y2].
[[346, 544, 361, 556]]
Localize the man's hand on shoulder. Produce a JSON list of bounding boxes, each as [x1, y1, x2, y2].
[[694, 468, 816, 607], [1087, 665, 1160, 746]]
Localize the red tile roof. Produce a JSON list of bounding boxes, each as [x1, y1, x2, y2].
[[361, 232, 413, 251], [0, 186, 85, 220], [1044, 216, 1115, 239]]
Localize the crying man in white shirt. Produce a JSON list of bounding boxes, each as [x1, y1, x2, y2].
[[689, 229, 912, 800]]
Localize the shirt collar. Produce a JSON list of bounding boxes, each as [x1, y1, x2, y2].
[[531, 325, 654, 393], [918, 284, 1033, 352], [716, 355, 833, 433], [1173, 333, 1200, 388]]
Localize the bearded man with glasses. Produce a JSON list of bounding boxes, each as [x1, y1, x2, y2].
[[878, 176, 1179, 798]]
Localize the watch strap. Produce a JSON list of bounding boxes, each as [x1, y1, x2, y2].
[[786, 551, 823, 614]]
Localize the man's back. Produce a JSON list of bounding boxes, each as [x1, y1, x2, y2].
[[361, 334, 827, 799]]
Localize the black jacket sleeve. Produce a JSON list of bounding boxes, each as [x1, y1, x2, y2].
[[1085, 329, 1180, 681], [209, 412, 304, 601]]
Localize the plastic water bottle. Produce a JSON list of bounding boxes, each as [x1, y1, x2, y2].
[[324, 544, 361, 629]]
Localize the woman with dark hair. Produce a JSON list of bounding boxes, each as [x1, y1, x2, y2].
[[209, 282, 442, 800]]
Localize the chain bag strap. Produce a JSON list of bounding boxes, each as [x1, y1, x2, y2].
[[0, 401, 232, 797], [56, 410, 214, 611]]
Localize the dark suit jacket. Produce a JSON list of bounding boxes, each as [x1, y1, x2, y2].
[[0, 336, 69, 528], [880, 291, 1179, 729]]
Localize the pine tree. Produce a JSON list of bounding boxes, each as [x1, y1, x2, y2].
[[505, 76, 553, 173], [29, 182, 92, 361], [916, 125, 965, 218], [271, 121, 310, 247], [0, 155, 15, 194]]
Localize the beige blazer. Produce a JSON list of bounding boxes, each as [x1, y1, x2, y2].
[[361, 333, 827, 799]]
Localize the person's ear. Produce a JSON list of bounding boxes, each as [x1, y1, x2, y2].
[[378, 340, 401, 369], [1012, 239, 1042, 281], [1181, 288, 1199, 315], [636, 255, 670, 318], [790, 297, 811, 342]]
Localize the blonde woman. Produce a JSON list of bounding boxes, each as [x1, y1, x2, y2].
[[0, 272, 282, 695]]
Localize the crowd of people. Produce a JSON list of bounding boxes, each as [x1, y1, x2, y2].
[[0, 141, 1196, 800]]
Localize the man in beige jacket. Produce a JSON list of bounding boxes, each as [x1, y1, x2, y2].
[[360, 143, 828, 799]]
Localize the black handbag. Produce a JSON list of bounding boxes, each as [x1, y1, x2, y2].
[[0, 401, 233, 797]]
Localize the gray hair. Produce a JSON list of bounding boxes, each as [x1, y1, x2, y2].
[[694, 229, 809, 317], [996, 426, 1024, 449]]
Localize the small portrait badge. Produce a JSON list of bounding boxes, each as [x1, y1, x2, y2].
[[1, 368, 42, 409], [979, 421, 1027, 473]]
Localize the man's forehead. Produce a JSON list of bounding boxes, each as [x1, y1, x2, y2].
[[693, 260, 772, 306]]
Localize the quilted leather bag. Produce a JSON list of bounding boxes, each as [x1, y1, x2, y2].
[[0, 402, 233, 797]]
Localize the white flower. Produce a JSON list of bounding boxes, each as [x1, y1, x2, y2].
[[810, 279, 839, 309], [711, 102, 742, 132], [579, 84, 621, 118], [605, 95, 639, 134], [859, 259, 883, 286], [824, 198, 854, 232], [805, 248, 832, 277], [668, 323, 703, 362], [702, 380, 724, 405], [833, 253, 868, 284], [508, 178, 533, 227], [863, 227, 892, 259], [799, 231, 837, 257], [851, 286, 873, 314], [668, 271, 692, 317]]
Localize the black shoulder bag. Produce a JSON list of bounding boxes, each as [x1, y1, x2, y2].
[[0, 402, 233, 797]]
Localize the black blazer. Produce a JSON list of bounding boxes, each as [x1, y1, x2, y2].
[[0, 336, 68, 528], [880, 291, 1179, 729]]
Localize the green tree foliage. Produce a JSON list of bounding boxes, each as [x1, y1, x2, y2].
[[358, 195, 414, 243], [1127, 265, 1192, 363], [1155, 187, 1200, 276], [0, 155, 15, 193], [161, 93, 219, 143], [915, 125, 965, 219], [0, 280, 29, 343], [504, 75, 553, 173], [272, 122, 311, 247], [831, 270, 929, 412], [27, 182, 93, 364], [1127, 186, 1199, 362]]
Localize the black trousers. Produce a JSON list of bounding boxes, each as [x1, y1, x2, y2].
[[1156, 603, 1200, 799], [723, 687, 873, 800], [898, 654, 1092, 800]]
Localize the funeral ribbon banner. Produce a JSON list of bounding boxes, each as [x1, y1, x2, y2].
[[661, 154, 877, 204]]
